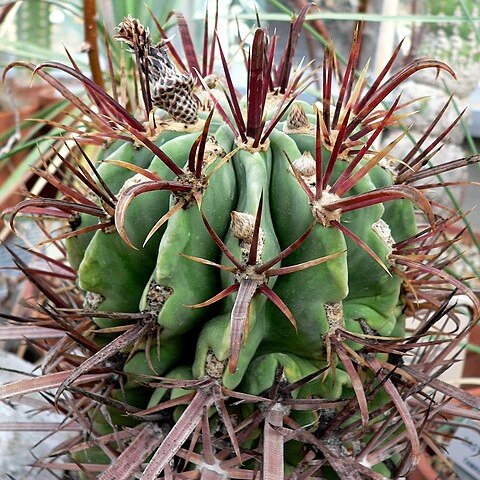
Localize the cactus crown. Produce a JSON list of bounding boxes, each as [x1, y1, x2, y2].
[[2, 5, 480, 480]]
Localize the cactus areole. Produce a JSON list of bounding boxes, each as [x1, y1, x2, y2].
[[3, 6, 480, 480]]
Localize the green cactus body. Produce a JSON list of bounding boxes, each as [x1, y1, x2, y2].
[[66, 131, 196, 270], [241, 353, 350, 399], [193, 301, 267, 390], [62, 87, 427, 476], [67, 94, 420, 469], [142, 126, 237, 338], [147, 365, 194, 408], [369, 164, 417, 242], [65, 141, 155, 270], [76, 132, 202, 327], [30, 12, 471, 478], [123, 335, 184, 380]]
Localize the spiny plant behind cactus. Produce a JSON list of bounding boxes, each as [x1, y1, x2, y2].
[[2, 5, 480, 479]]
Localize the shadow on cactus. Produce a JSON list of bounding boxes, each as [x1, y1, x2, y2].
[[1, 4, 480, 479]]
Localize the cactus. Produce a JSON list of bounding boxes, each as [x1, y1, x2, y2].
[[16, 0, 52, 50], [2, 6, 480, 479], [422, 0, 480, 64]]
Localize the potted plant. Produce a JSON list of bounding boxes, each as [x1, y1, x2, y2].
[[1, 5, 479, 479]]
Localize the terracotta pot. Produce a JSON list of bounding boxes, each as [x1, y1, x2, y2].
[[409, 455, 440, 480], [464, 327, 480, 380], [436, 225, 480, 382], [0, 104, 40, 222], [0, 84, 58, 224], [409, 388, 480, 479]]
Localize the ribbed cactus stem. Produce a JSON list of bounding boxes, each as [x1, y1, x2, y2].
[[6, 11, 478, 480]]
